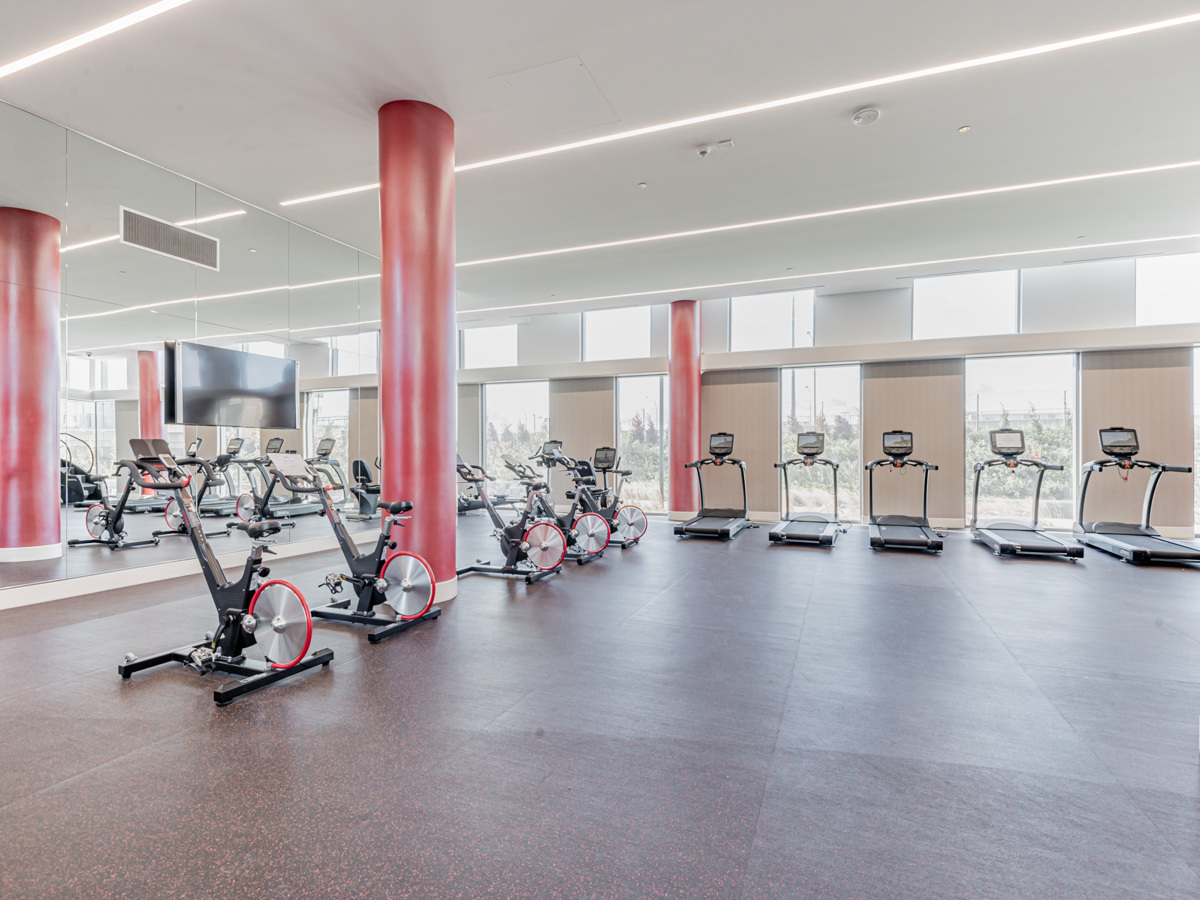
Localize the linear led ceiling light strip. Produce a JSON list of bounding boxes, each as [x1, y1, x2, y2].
[[279, 12, 1200, 205]]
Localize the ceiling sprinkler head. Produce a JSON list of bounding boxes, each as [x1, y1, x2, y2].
[[852, 108, 880, 126], [697, 145, 712, 157]]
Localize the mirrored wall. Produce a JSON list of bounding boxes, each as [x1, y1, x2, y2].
[[0, 98, 382, 588]]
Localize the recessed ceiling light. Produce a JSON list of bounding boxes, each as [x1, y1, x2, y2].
[[456, 158, 1200, 268], [249, 248, 258, 253], [958, 125, 972, 133], [461, 233, 1200, 316], [0, 0, 198, 81], [280, 11, 1200, 206]]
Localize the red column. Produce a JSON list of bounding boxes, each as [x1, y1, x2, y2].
[[669, 300, 702, 518], [0, 208, 62, 561], [378, 100, 457, 598], [137, 350, 162, 439]]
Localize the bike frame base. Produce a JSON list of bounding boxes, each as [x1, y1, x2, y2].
[[311, 601, 442, 643], [118, 642, 334, 706], [456, 561, 562, 584]]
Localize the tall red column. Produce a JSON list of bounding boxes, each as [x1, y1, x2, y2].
[[0, 208, 62, 561], [669, 300, 702, 518], [137, 350, 162, 439], [378, 100, 457, 598]]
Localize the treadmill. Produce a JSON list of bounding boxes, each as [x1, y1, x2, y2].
[[769, 432, 846, 546], [1074, 427, 1200, 563], [308, 437, 349, 507], [971, 428, 1082, 559], [674, 433, 751, 540], [255, 438, 324, 518], [197, 437, 244, 517], [866, 430, 943, 552]]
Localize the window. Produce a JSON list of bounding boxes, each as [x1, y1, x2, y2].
[[318, 333, 378, 377], [780, 366, 861, 521], [965, 354, 1076, 529], [585, 306, 651, 361], [484, 381, 549, 483], [67, 355, 91, 392], [60, 399, 97, 474], [912, 270, 1018, 340], [95, 401, 117, 475], [463, 325, 518, 369], [217, 425, 263, 495], [729, 290, 815, 352], [617, 375, 669, 512], [305, 390, 352, 491], [1194, 348, 1200, 534], [1136, 253, 1200, 326], [97, 356, 127, 391]]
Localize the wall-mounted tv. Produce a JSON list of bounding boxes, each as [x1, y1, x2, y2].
[[165, 342, 298, 429]]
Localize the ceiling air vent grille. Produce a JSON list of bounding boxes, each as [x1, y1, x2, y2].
[[119, 207, 219, 271]]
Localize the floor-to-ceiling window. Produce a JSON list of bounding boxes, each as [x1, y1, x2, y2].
[[779, 365, 862, 521], [484, 381, 550, 483], [304, 389, 352, 488], [617, 375, 669, 512], [1194, 348, 1200, 534], [964, 354, 1076, 529]]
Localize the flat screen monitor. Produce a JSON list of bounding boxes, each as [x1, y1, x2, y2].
[[709, 433, 734, 457], [168, 341, 298, 429], [1099, 428, 1139, 457], [990, 429, 1025, 456], [882, 431, 913, 457], [315, 438, 336, 458], [796, 433, 824, 456], [594, 447, 617, 469]]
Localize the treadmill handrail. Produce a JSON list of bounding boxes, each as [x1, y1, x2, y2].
[[971, 456, 1059, 529], [685, 454, 749, 521], [866, 456, 936, 523], [777, 456, 840, 520], [1076, 457, 1193, 531]]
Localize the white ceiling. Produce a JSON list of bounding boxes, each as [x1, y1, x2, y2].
[[1, 0, 1199, 330]]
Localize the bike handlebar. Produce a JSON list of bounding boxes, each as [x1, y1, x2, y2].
[[120, 458, 191, 491]]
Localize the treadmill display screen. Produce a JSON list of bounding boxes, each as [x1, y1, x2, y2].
[[265, 438, 285, 454], [594, 447, 616, 469], [539, 440, 563, 458], [709, 433, 735, 457], [1099, 428, 1139, 457], [315, 438, 336, 457], [796, 433, 824, 455], [882, 431, 913, 457], [990, 430, 1025, 456], [226, 437, 244, 455]]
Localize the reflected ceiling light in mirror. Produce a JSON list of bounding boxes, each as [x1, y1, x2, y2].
[[0, 0, 199, 81], [61, 208, 244, 253], [64, 272, 379, 321], [279, 11, 1200, 205], [462, 233, 1200, 316], [457, 159, 1200, 268]]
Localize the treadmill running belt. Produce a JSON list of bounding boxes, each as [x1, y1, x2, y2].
[[985, 528, 1071, 552], [1107, 534, 1200, 556]]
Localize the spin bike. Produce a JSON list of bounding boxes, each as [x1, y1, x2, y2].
[[154, 444, 233, 541], [508, 443, 609, 563], [70, 458, 161, 551], [117, 440, 333, 705], [268, 453, 441, 643], [456, 465, 567, 583]]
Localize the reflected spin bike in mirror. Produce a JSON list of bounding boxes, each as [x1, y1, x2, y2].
[[117, 442, 333, 705], [507, 447, 609, 564], [269, 455, 441, 643]]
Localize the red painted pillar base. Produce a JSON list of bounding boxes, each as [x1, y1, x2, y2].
[[378, 100, 458, 599], [0, 207, 62, 561], [669, 300, 702, 519]]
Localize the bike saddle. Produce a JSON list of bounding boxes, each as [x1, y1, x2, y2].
[[238, 520, 282, 539], [524, 478, 547, 491], [380, 501, 413, 515]]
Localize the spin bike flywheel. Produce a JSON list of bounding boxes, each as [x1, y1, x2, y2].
[[245, 581, 313, 669], [377, 550, 437, 619]]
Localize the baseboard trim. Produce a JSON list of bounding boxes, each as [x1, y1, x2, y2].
[[0, 543, 62, 562]]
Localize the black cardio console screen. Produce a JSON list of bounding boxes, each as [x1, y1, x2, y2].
[[796, 433, 824, 455], [991, 430, 1024, 455], [710, 433, 734, 456], [594, 447, 616, 468], [883, 432, 913, 455], [540, 440, 562, 456], [1099, 429, 1139, 456]]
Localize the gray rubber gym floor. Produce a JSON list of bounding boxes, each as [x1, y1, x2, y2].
[[2, 515, 1199, 898]]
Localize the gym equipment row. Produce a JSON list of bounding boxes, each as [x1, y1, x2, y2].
[[115, 439, 439, 705]]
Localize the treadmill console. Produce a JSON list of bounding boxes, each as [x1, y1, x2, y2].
[[186, 438, 202, 457], [1099, 427, 1139, 459], [795, 433, 824, 456], [314, 437, 336, 458], [226, 437, 245, 455], [882, 431, 914, 459], [593, 446, 617, 471], [709, 433, 735, 458], [990, 429, 1025, 458], [265, 437, 285, 454]]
